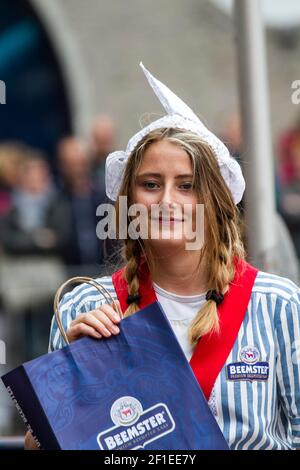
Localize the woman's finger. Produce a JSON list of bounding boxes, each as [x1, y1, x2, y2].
[[67, 323, 102, 342], [83, 312, 113, 337], [93, 309, 120, 334], [98, 303, 121, 324], [69, 312, 110, 336]]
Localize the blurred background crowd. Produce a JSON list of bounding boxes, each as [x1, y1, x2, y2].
[[1, 0, 300, 442], [0, 117, 122, 441], [0, 116, 118, 353]]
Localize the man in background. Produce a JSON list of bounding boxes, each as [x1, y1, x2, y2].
[[90, 115, 117, 192], [55, 136, 107, 273]]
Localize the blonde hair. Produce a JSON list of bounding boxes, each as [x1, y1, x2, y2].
[[115, 128, 245, 347]]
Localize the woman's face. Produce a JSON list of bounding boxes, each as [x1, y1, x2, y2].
[[132, 139, 201, 250]]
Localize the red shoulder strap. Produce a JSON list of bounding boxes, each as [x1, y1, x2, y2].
[[112, 261, 156, 314], [112, 259, 258, 400], [189, 260, 258, 399]]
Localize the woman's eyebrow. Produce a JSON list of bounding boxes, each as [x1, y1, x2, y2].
[[136, 172, 193, 179], [136, 172, 162, 178], [174, 174, 193, 179]]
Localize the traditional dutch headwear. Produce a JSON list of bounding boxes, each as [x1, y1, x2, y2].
[[105, 62, 245, 204]]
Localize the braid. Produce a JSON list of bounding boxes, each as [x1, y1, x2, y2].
[[188, 218, 244, 347], [188, 256, 234, 348], [123, 239, 142, 317]]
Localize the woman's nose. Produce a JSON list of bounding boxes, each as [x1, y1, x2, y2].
[[160, 184, 175, 205]]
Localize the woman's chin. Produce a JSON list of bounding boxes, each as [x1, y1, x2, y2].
[[147, 236, 187, 250]]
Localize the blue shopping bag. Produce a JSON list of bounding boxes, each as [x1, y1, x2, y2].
[[2, 299, 228, 450]]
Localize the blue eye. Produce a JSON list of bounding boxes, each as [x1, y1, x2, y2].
[[143, 182, 159, 189]]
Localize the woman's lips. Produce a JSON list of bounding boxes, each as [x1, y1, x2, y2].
[[151, 217, 185, 222]]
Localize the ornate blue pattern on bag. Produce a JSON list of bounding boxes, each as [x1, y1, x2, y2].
[[2, 301, 229, 450]]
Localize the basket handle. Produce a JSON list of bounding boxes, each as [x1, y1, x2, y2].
[[53, 276, 123, 345]]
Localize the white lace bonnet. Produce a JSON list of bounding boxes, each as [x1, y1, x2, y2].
[[105, 63, 245, 204]]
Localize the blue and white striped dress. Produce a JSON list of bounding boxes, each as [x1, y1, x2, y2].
[[48, 271, 300, 450]]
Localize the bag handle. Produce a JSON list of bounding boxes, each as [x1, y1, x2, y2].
[[53, 276, 123, 345]]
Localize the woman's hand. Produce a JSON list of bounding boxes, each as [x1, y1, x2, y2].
[[24, 431, 40, 450], [66, 300, 122, 343]]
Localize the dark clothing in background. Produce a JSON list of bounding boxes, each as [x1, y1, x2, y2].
[[280, 182, 300, 260], [0, 192, 69, 256], [51, 188, 108, 266]]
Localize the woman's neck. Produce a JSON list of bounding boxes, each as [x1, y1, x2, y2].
[[150, 248, 209, 296]]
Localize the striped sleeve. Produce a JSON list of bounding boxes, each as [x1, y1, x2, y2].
[[48, 276, 117, 352], [275, 286, 300, 449]]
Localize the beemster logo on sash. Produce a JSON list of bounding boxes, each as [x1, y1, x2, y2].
[[97, 396, 176, 450]]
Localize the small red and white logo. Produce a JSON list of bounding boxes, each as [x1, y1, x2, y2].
[[110, 396, 142, 427], [239, 346, 260, 364]]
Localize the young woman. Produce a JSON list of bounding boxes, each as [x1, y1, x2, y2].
[[27, 64, 300, 450]]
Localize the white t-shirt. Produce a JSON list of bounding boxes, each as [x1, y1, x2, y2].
[[153, 282, 207, 361]]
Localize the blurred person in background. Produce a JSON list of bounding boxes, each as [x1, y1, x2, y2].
[[219, 113, 245, 215], [278, 112, 300, 186], [90, 115, 117, 192], [0, 150, 68, 360], [1, 151, 61, 255], [221, 112, 284, 211], [221, 113, 299, 282], [220, 113, 242, 164], [280, 132, 300, 262], [0, 143, 27, 219], [55, 136, 107, 272]]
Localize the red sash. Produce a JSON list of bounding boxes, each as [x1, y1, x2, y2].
[[112, 259, 258, 400]]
